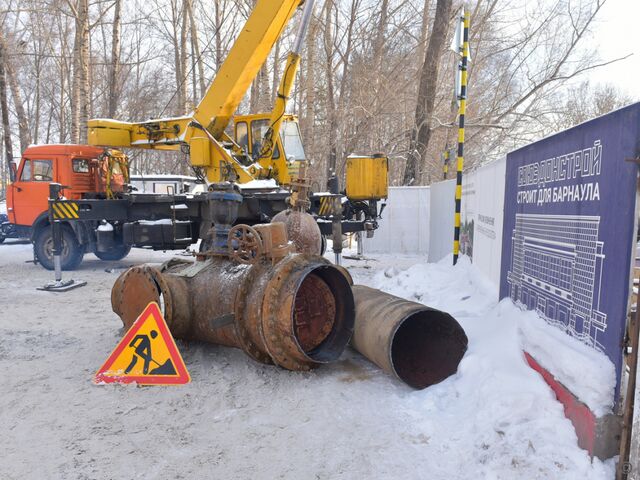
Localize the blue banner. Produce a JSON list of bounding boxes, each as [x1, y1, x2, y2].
[[499, 103, 640, 400]]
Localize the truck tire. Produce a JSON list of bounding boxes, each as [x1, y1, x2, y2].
[[95, 245, 131, 261], [34, 225, 84, 271], [0, 234, 5, 244]]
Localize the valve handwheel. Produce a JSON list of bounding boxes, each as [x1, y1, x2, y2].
[[228, 224, 263, 264]]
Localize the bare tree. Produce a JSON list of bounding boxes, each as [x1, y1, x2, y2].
[[553, 81, 632, 131], [187, 0, 206, 100], [0, 0, 626, 181], [69, 0, 90, 143], [0, 30, 31, 152], [107, 0, 122, 117], [403, 0, 452, 185], [0, 32, 14, 175]]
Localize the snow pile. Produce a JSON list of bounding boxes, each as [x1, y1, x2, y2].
[[509, 301, 616, 416], [239, 178, 280, 190], [97, 222, 114, 232], [137, 218, 174, 225], [358, 254, 616, 416], [348, 254, 615, 477]]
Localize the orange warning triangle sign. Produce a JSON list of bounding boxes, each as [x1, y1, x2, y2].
[[94, 302, 190, 385]]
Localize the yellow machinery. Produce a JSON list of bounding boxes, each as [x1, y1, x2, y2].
[[87, 0, 388, 263], [88, 0, 311, 186], [345, 155, 388, 202], [232, 112, 306, 185]]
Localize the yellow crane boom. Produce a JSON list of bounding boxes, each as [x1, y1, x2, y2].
[[87, 0, 306, 184]]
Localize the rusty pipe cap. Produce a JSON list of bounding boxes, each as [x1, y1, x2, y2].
[[295, 265, 355, 364], [261, 256, 355, 370], [111, 264, 191, 338], [111, 265, 166, 329], [272, 210, 322, 255]]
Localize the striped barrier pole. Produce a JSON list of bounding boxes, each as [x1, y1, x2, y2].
[[443, 148, 450, 180], [453, 8, 469, 266]]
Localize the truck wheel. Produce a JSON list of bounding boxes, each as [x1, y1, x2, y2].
[[0, 234, 5, 244], [34, 225, 84, 271], [95, 245, 131, 261]]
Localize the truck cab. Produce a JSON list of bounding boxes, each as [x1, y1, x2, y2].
[[4, 144, 129, 269]]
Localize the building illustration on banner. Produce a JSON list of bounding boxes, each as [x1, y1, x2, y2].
[[506, 213, 607, 350]]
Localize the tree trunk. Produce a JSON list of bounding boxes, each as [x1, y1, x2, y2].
[[0, 37, 14, 175], [187, 0, 206, 99], [416, 0, 431, 70], [250, 75, 260, 113], [334, 0, 359, 181], [371, 0, 388, 151], [71, 0, 90, 144], [259, 63, 270, 112], [214, 0, 223, 73], [403, 0, 452, 185], [322, 0, 337, 179], [0, 31, 31, 152], [179, 0, 189, 114], [108, 0, 122, 118], [300, 7, 318, 165]]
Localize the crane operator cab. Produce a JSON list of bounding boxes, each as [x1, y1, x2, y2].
[[233, 113, 305, 185]]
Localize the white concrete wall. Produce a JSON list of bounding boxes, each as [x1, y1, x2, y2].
[[460, 158, 506, 289], [428, 179, 456, 263], [363, 186, 430, 255], [361, 159, 506, 291]]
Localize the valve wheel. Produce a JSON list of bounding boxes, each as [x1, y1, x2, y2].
[[228, 224, 263, 264]]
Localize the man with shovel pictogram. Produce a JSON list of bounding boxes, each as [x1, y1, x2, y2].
[[124, 330, 176, 375]]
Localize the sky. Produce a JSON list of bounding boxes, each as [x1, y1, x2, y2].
[[588, 0, 640, 99]]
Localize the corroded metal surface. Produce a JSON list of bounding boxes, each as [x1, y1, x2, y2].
[[111, 262, 191, 337], [111, 266, 161, 329], [258, 254, 354, 371], [351, 285, 468, 389], [111, 252, 355, 371], [271, 210, 322, 255], [228, 224, 263, 264], [293, 274, 335, 352]]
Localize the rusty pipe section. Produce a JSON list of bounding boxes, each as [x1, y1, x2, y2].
[[111, 254, 355, 371], [351, 285, 468, 389]]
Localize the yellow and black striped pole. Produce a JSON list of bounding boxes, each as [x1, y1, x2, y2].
[[453, 8, 469, 266], [443, 147, 450, 180]]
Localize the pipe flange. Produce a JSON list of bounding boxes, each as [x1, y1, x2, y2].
[[261, 255, 327, 371], [111, 265, 165, 330]]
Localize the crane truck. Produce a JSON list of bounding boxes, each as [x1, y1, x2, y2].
[[4, 0, 388, 270]]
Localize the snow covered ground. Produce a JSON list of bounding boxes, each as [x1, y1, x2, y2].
[[0, 241, 614, 479]]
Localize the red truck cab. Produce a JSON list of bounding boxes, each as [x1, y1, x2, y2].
[[7, 144, 126, 226], [5, 144, 129, 269]]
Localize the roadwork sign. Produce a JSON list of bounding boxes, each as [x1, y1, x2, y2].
[[94, 302, 190, 385]]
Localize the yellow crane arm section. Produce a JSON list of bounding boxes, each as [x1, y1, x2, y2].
[[257, 52, 300, 162], [194, 0, 301, 139], [87, 0, 304, 183], [257, 0, 314, 162]]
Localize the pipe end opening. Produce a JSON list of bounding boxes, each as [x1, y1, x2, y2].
[[391, 310, 468, 389], [292, 266, 355, 363]]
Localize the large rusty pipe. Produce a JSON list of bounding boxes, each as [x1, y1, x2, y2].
[[111, 254, 355, 371], [351, 285, 468, 389]]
